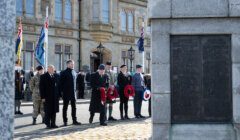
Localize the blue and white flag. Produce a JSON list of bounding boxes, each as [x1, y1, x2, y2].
[[35, 9, 48, 67], [137, 25, 144, 53], [35, 27, 45, 66]]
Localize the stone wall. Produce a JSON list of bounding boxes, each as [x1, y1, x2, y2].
[[0, 0, 15, 139], [149, 0, 240, 139]]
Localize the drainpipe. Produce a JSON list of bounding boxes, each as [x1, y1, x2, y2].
[[78, 0, 82, 71]]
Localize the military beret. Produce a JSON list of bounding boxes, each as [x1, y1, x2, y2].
[[120, 64, 127, 68], [106, 61, 111, 65], [98, 64, 105, 70], [136, 64, 142, 68], [36, 65, 44, 71]]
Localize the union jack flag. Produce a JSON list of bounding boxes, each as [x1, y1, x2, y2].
[[137, 23, 144, 53]]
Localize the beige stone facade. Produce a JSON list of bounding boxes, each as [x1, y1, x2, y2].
[[16, 0, 80, 72], [81, 0, 151, 73], [16, 0, 150, 73]]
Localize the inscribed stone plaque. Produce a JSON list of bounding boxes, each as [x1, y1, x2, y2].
[[171, 35, 232, 123]]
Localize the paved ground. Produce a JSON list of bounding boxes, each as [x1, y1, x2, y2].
[[14, 99, 151, 140]]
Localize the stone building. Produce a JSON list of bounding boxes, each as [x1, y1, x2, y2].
[[80, 0, 150, 72], [16, 0, 80, 72], [16, 0, 150, 73]]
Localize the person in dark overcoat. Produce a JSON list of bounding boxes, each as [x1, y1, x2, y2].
[[15, 69, 25, 115], [60, 60, 81, 126], [40, 65, 60, 129], [76, 70, 85, 99], [118, 65, 131, 120], [89, 64, 109, 126]]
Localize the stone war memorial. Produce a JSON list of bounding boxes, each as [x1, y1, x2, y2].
[[0, 0, 16, 139], [149, 0, 240, 140]]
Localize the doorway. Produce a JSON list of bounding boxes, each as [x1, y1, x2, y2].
[[90, 52, 101, 72]]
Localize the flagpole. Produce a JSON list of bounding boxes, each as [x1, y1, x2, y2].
[[45, 6, 49, 68], [142, 21, 145, 73]]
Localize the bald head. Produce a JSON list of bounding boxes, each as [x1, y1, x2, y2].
[[47, 65, 55, 74]]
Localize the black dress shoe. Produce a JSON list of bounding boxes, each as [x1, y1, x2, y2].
[[139, 115, 145, 118], [15, 111, 18, 115], [125, 115, 130, 120], [100, 123, 107, 126], [18, 111, 23, 115], [135, 116, 140, 119], [51, 125, 59, 128], [108, 117, 117, 121], [46, 125, 51, 129], [73, 121, 81, 125], [64, 122, 68, 126], [121, 116, 125, 120], [89, 117, 93, 124]]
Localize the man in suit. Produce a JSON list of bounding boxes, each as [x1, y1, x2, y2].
[[60, 60, 81, 126], [40, 65, 60, 129], [132, 65, 146, 119]]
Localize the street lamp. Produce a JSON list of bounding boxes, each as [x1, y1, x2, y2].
[[146, 52, 151, 73], [97, 42, 105, 63], [128, 46, 135, 72]]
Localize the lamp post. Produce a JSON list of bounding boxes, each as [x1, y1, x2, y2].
[[146, 52, 151, 73], [128, 46, 135, 73], [97, 42, 105, 63]]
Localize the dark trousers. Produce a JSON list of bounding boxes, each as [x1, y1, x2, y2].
[[78, 88, 85, 98], [134, 91, 143, 117], [45, 113, 56, 127], [90, 109, 106, 124], [148, 98, 151, 116], [63, 99, 77, 123], [120, 100, 128, 117]]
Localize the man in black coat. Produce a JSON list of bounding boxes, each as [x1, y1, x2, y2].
[[60, 60, 81, 126], [40, 65, 60, 128], [89, 64, 109, 126], [76, 70, 85, 99]]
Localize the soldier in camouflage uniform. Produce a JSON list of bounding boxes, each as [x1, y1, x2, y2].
[[30, 65, 45, 125], [105, 61, 117, 121]]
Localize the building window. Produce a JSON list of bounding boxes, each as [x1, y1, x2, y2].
[[121, 10, 127, 31], [23, 41, 34, 70], [16, 0, 23, 16], [25, 0, 35, 17], [55, 0, 63, 21], [64, 45, 72, 68], [92, 0, 110, 23], [102, 0, 109, 23], [55, 44, 63, 71], [64, 0, 72, 23], [128, 12, 134, 32], [92, 0, 99, 22], [121, 50, 129, 68]]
